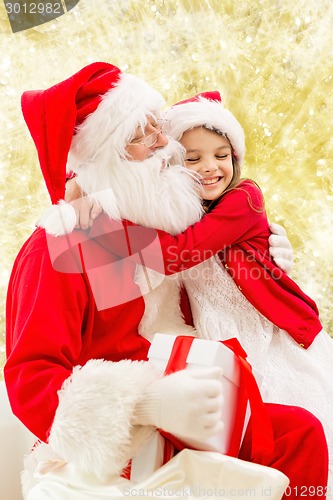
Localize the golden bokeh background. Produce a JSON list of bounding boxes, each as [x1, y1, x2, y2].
[[0, 0, 332, 374]]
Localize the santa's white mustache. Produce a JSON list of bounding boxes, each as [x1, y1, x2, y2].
[[146, 137, 186, 169]]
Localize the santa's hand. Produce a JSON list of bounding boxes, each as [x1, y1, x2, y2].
[[268, 223, 294, 275], [65, 178, 102, 230], [133, 367, 224, 441]]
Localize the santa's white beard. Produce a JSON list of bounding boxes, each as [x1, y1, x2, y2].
[[75, 138, 204, 234]]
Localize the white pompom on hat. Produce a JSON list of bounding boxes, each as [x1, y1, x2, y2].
[[163, 91, 245, 166]]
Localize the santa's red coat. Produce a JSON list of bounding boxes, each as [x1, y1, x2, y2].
[[5, 227, 157, 480]]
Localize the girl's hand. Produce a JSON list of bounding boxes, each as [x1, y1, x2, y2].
[[65, 178, 102, 230], [268, 223, 293, 275]]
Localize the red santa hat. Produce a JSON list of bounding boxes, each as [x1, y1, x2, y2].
[[163, 91, 245, 166], [22, 61, 165, 206]]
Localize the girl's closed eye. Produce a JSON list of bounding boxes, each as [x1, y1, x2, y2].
[[185, 157, 200, 163]]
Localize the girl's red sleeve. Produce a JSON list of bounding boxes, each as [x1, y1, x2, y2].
[[89, 180, 269, 275]]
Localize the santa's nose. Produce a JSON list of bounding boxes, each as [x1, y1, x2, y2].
[[152, 131, 168, 149]]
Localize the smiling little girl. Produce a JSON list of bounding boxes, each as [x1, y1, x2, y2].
[[161, 92, 333, 492]]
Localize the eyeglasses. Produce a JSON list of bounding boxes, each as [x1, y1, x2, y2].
[[130, 129, 163, 148]]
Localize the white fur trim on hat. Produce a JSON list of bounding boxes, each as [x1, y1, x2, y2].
[[68, 73, 165, 173], [38, 72, 165, 237], [163, 97, 245, 166]]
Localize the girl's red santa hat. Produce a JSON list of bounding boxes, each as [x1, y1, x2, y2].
[[163, 91, 245, 166], [21, 62, 165, 235]]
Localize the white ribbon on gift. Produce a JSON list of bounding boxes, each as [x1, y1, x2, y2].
[[27, 449, 288, 500]]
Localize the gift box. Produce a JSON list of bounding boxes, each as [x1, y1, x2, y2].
[[130, 335, 272, 483], [148, 334, 271, 459], [148, 333, 243, 455]]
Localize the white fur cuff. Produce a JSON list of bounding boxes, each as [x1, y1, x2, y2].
[[48, 359, 157, 481]]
